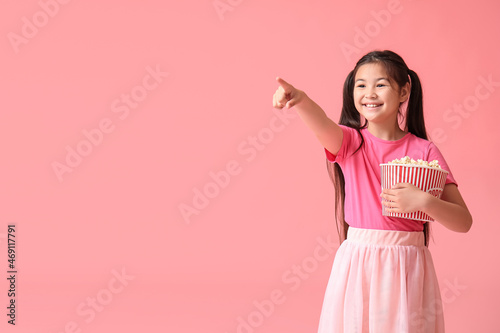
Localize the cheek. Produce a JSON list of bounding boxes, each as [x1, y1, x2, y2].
[[353, 92, 362, 103]]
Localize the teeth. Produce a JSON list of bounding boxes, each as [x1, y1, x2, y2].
[[365, 104, 380, 107]]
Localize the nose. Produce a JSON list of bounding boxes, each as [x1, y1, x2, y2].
[[365, 90, 377, 98]]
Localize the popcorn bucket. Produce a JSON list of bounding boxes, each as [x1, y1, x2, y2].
[[380, 163, 449, 222]]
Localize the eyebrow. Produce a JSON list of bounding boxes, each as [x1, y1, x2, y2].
[[355, 77, 390, 82]]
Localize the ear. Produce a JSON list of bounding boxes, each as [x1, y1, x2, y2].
[[399, 82, 411, 102]]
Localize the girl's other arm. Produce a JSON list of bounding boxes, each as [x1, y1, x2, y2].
[[273, 77, 343, 155], [421, 184, 473, 233], [381, 183, 473, 233]]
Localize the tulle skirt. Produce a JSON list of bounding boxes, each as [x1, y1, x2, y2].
[[317, 227, 445, 333]]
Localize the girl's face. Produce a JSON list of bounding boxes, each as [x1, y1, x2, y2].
[[353, 62, 409, 126]]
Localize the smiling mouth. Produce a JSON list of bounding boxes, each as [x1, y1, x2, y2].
[[363, 103, 383, 108]]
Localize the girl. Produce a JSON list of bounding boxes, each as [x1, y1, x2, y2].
[[272, 50, 472, 332]]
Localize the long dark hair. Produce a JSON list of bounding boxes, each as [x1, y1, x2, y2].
[[327, 50, 431, 247]]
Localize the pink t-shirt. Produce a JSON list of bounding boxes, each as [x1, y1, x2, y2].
[[324, 125, 457, 231]]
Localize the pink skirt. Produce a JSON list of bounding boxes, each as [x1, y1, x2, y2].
[[317, 227, 445, 333]]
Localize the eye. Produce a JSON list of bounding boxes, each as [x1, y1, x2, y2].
[[356, 84, 365, 88], [377, 84, 386, 87]]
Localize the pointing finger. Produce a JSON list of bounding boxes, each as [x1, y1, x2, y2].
[[276, 76, 294, 92]]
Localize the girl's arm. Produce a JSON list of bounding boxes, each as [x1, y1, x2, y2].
[[421, 184, 472, 232], [273, 77, 343, 156], [381, 183, 473, 233]]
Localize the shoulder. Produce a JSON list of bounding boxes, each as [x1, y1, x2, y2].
[[408, 135, 456, 182], [339, 124, 359, 134], [329, 125, 364, 162], [407, 132, 430, 144], [406, 133, 435, 151], [339, 125, 363, 143]]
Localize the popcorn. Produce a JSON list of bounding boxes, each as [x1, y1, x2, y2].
[[386, 156, 442, 169], [380, 156, 449, 222]]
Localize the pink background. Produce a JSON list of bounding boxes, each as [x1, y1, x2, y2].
[[1, 0, 499, 332]]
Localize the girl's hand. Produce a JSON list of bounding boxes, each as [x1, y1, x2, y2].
[[380, 183, 430, 214], [273, 77, 304, 109]]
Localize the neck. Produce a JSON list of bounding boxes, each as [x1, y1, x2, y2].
[[366, 122, 406, 141]]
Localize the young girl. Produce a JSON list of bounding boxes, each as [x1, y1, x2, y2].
[[272, 50, 472, 332]]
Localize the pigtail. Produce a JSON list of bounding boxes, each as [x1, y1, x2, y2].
[[405, 69, 431, 246], [406, 69, 428, 140], [339, 70, 358, 127], [327, 70, 366, 244], [326, 158, 349, 244]]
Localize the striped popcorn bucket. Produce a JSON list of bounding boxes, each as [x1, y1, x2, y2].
[[380, 163, 449, 222]]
